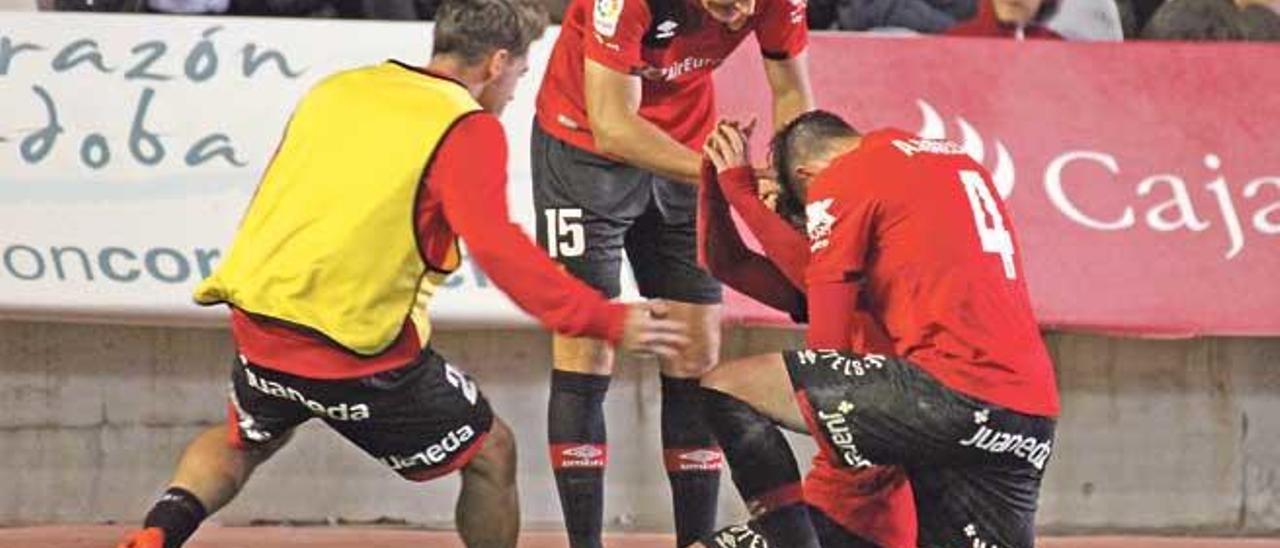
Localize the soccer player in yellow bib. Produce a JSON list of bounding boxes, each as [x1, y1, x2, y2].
[[117, 1, 688, 547]]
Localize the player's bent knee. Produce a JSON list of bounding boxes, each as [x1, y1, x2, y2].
[[699, 358, 749, 396], [700, 353, 790, 408], [553, 335, 615, 375], [661, 351, 718, 379]]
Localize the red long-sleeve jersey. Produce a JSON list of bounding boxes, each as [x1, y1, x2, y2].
[[232, 112, 626, 379], [697, 164, 893, 352]]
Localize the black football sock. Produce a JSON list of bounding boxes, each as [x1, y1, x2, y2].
[[142, 486, 208, 548], [548, 370, 611, 548], [661, 375, 723, 547]]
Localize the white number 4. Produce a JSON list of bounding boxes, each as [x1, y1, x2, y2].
[[958, 170, 1017, 280], [544, 208, 585, 258]]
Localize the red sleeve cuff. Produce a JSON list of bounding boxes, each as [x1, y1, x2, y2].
[[599, 302, 629, 346]]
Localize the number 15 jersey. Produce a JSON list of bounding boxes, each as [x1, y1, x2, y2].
[[804, 128, 1059, 417]]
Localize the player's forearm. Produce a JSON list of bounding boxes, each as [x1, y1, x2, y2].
[[433, 115, 626, 344], [593, 112, 702, 185], [698, 164, 748, 269], [772, 85, 813, 133], [764, 54, 816, 131], [718, 167, 810, 287], [463, 229, 627, 344], [699, 166, 807, 316]]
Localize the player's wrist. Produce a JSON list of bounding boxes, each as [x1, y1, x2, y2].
[[718, 165, 753, 180], [601, 302, 630, 347], [718, 166, 756, 195]]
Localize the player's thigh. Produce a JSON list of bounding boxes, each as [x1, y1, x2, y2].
[[655, 300, 721, 378], [226, 355, 313, 451], [533, 125, 651, 376], [625, 180, 723, 310], [909, 464, 1045, 548], [701, 353, 806, 431], [911, 408, 1056, 548], [531, 122, 647, 301], [322, 349, 496, 483], [462, 416, 517, 483], [784, 350, 991, 470]]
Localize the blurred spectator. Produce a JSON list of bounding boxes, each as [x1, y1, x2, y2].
[[41, 0, 144, 10], [228, 0, 361, 16], [42, 0, 441, 16], [807, 0, 977, 32], [1237, 0, 1280, 39], [1139, 0, 1280, 40], [1116, 0, 1165, 36], [148, 0, 228, 12], [360, 0, 438, 19], [947, 0, 1063, 38], [1046, 0, 1125, 39]]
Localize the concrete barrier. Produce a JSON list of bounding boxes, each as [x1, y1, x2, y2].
[[1, 320, 1276, 535]]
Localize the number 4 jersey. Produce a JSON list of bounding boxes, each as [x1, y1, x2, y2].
[[804, 128, 1059, 417]]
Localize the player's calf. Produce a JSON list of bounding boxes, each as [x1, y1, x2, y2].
[[457, 418, 520, 548], [661, 375, 724, 547], [699, 384, 819, 548], [120, 423, 289, 548]]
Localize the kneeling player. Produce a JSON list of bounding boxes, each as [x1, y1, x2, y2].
[[696, 121, 916, 548], [697, 112, 1059, 548]]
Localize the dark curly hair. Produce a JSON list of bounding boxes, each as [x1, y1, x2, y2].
[[769, 110, 860, 227]]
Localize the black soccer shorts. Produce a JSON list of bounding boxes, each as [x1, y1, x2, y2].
[[226, 347, 494, 482], [784, 349, 1057, 548], [530, 122, 722, 304]]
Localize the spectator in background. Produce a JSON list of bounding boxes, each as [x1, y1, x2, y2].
[[1045, 0, 1125, 39], [947, 0, 1063, 38], [1114, 0, 1163, 37], [147, 0, 227, 12], [44, 0, 443, 17], [41, 0, 144, 10], [360, 0, 439, 19], [1236, 0, 1280, 39], [1142, 0, 1280, 39], [1142, 0, 1245, 39], [807, 0, 976, 33], [227, 0, 367, 17], [1141, 0, 1239, 37]]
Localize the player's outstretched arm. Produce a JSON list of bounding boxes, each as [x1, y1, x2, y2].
[[584, 59, 704, 185], [434, 113, 687, 358], [619, 301, 691, 360], [705, 120, 811, 286], [697, 161, 806, 316]]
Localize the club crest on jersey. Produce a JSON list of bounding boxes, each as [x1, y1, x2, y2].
[[806, 198, 836, 251], [594, 0, 624, 37]]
